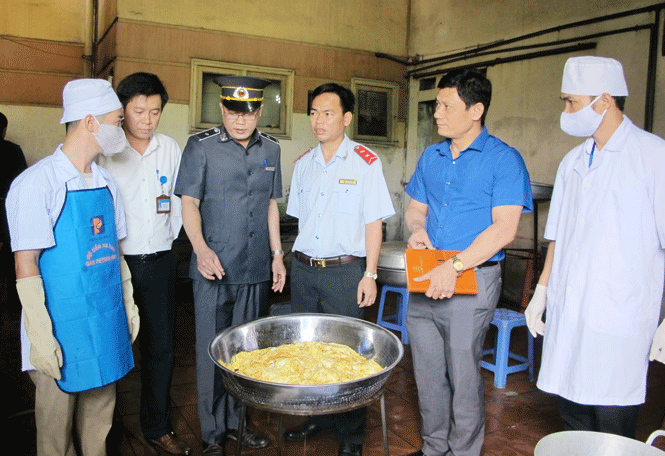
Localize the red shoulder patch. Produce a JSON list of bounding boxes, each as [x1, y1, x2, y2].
[[354, 145, 378, 165], [294, 148, 312, 163]]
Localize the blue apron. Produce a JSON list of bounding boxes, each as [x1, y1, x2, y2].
[[39, 185, 133, 393]]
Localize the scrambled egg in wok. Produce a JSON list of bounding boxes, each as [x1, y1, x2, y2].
[[222, 341, 383, 385]]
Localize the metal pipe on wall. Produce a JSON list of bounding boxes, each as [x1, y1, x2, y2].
[[397, 3, 665, 68], [409, 42, 597, 81], [405, 24, 652, 78], [645, 9, 660, 132]]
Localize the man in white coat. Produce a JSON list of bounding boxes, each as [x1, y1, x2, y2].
[[526, 56, 665, 437]]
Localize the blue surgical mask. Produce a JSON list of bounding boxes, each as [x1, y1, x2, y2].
[[560, 95, 607, 137]]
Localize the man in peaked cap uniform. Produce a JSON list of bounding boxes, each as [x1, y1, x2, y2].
[[526, 56, 665, 437], [175, 75, 285, 455], [6, 78, 140, 456]]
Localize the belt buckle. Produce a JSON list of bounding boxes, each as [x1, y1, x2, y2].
[[309, 257, 326, 268]]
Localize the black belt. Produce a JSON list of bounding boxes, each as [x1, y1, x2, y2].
[[124, 251, 170, 262], [477, 260, 499, 269], [293, 251, 361, 268]]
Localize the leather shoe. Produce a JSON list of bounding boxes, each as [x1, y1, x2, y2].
[[148, 431, 191, 455], [339, 442, 362, 456], [202, 443, 224, 456], [226, 427, 270, 449], [407, 451, 424, 456], [284, 422, 326, 441]]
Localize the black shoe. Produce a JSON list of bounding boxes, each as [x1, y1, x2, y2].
[[226, 427, 270, 449], [407, 451, 424, 456], [284, 422, 325, 442], [339, 442, 362, 456]]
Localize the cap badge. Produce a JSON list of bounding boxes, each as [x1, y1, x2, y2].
[[233, 87, 249, 99]]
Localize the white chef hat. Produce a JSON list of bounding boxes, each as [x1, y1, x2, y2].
[[561, 56, 629, 97], [60, 79, 122, 124]]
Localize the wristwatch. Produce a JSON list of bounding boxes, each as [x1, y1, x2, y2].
[[451, 255, 464, 276], [364, 271, 378, 280], [272, 249, 284, 257]]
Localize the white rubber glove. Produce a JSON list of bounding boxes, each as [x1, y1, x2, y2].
[[525, 284, 547, 337], [16, 276, 63, 379], [119, 257, 140, 343], [649, 321, 665, 363]]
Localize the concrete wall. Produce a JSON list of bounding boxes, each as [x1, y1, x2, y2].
[[116, 0, 408, 56]]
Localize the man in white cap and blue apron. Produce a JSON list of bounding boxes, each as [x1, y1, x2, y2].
[[6, 78, 140, 455], [526, 56, 665, 437]]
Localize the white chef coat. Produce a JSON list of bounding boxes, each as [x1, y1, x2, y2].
[[98, 133, 182, 254], [6, 146, 127, 371], [538, 116, 665, 405]]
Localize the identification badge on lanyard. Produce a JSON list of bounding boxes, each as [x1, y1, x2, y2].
[[156, 171, 171, 213], [156, 194, 171, 213]]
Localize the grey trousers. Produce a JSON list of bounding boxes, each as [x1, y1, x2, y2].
[[406, 264, 501, 456], [193, 280, 269, 445]]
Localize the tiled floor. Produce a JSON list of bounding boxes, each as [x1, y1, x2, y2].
[[5, 281, 665, 455]]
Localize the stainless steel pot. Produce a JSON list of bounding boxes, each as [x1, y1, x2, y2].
[[377, 241, 407, 286], [208, 313, 403, 416], [534, 430, 665, 456]]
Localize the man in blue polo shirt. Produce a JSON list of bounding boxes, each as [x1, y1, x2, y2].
[[405, 69, 532, 456]]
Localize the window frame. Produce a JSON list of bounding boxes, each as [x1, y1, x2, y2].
[[189, 58, 294, 138], [350, 77, 399, 146]]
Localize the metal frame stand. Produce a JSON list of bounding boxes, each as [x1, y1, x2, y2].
[[235, 392, 390, 456]]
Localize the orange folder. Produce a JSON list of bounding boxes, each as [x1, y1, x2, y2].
[[405, 248, 478, 295]]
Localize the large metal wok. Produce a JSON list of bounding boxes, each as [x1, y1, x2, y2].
[[209, 313, 403, 415], [209, 313, 403, 456], [534, 430, 665, 455]]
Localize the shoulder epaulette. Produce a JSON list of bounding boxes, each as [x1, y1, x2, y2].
[[259, 131, 279, 144], [354, 145, 378, 165], [294, 148, 313, 163], [195, 127, 221, 141]]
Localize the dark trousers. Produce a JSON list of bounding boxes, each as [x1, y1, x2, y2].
[[125, 251, 177, 440], [193, 280, 269, 445], [290, 257, 367, 445], [558, 396, 640, 438]]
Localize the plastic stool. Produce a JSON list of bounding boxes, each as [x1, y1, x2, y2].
[[480, 308, 534, 388], [376, 285, 410, 344]]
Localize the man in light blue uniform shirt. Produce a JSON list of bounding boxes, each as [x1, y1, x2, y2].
[[405, 69, 532, 456], [284, 83, 395, 456]]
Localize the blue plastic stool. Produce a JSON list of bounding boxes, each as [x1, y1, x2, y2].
[[376, 285, 410, 344], [480, 308, 534, 388]]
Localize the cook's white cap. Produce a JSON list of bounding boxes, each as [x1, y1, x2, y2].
[[60, 79, 122, 124], [561, 56, 628, 97]]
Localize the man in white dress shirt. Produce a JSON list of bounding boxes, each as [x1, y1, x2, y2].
[[98, 72, 189, 455]]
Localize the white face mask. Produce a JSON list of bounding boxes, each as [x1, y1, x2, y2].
[[560, 95, 607, 137], [93, 117, 128, 156]]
